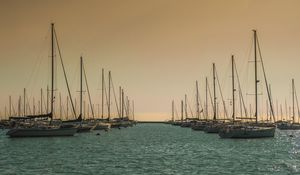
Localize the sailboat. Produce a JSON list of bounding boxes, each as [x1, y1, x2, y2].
[[277, 79, 300, 130], [75, 57, 94, 133], [6, 23, 77, 137], [192, 78, 210, 131], [219, 30, 275, 138], [92, 68, 111, 130], [204, 63, 226, 133]]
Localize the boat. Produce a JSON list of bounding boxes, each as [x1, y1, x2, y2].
[[7, 127, 77, 137], [277, 122, 300, 130], [219, 125, 275, 138], [204, 63, 226, 133], [93, 121, 111, 130], [277, 79, 300, 130], [6, 23, 77, 137], [219, 31, 275, 139], [75, 57, 94, 133]]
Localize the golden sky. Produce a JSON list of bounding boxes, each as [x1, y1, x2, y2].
[[1, 0, 300, 121]]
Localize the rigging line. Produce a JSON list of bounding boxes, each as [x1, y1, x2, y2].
[[25, 27, 50, 89], [83, 62, 95, 119], [53, 28, 77, 118], [124, 96, 129, 117], [104, 72, 110, 118], [256, 34, 275, 122], [207, 81, 214, 117], [216, 69, 228, 119], [110, 75, 121, 117], [196, 81, 204, 116], [234, 59, 248, 117]]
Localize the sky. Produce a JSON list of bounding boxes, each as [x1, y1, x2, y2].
[[1, 0, 300, 121]]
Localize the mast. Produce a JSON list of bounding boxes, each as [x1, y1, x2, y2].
[[66, 96, 69, 120], [126, 96, 130, 117], [101, 68, 104, 119], [18, 96, 21, 116], [232, 55, 235, 121], [181, 100, 183, 122], [122, 89, 124, 119], [292, 79, 295, 123], [196, 81, 200, 119], [205, 77, 208, 120], [40, 88, 43, 114], [59, 93, 62, 118], [132, 100, 135, 121], [9, 96, 11, 117], [33, 97, 35, 115], [184, 94, 187, 119], [119, 86, 122, 118], [280, 104, 283, 121], [80, 56, 83, 118], [24, 88, 26, 116], [253, 30, 258, 123], [46, 86, 49, 113], [51, 23, 54, 119], [213, 63, 216, 120], [172, 100, 174, 121], [108, 71, 111, 121]]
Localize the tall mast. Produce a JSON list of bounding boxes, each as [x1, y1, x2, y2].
[[292, 79, 295, 123], [172, 100, 174, 121], [9, 96, 11, 117], [24, 88, 26, 116], [253, 30, 258, 123], [213, 63, 216, 120], [196, 81, 200, 119], [80, 56, 83, 118], [66, 96, 69, 120], [108, 71, 111, 121], [46, 86, 49, 113], [132, 100, 135, 121], [185, 94, 187, 119], [40, 88, 43, 114], [280, 104, 283, 121], [18, 96, 21, 116], [232, 55, 235, 121], [101, 68, 104, 119], [181, 100, 183, 122], [126, 96, 129, 117], [205, 77, 208, 120], [59, 93, 62, 118], [51, 23, 54, 119], [119, 86, 122, 118], [122, 89, 124, 119], [285, 99, 288, 120]]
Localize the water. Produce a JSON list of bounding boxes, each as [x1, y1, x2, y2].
[[0, 124, 300, 175]]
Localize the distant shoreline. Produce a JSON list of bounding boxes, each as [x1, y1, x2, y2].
[[137, 121, 166, 124]]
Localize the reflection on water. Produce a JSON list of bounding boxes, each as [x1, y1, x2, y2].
[[0, 124, 299, 174]]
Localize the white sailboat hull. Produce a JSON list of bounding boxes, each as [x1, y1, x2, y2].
[[219, 126, 275, 138], [6, 128, 77, 137]]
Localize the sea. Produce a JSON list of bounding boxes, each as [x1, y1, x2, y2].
[[0, 123, 300, 175]]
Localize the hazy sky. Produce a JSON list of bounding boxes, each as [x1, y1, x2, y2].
[[1, 0, 300, 121]]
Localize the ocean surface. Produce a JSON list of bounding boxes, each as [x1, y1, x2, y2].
[[0, 124, 300, 175]]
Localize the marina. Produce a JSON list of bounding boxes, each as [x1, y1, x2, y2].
[[2, 0, 300, 174], [1, 124, 300, 174]]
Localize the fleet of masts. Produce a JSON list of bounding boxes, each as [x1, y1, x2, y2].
[[168, 30, 300, 138], [0, 23, 136, 137], [0, 25, 299, 139]]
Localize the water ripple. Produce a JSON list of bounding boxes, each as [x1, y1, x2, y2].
[[0, 124, 299, 174]]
